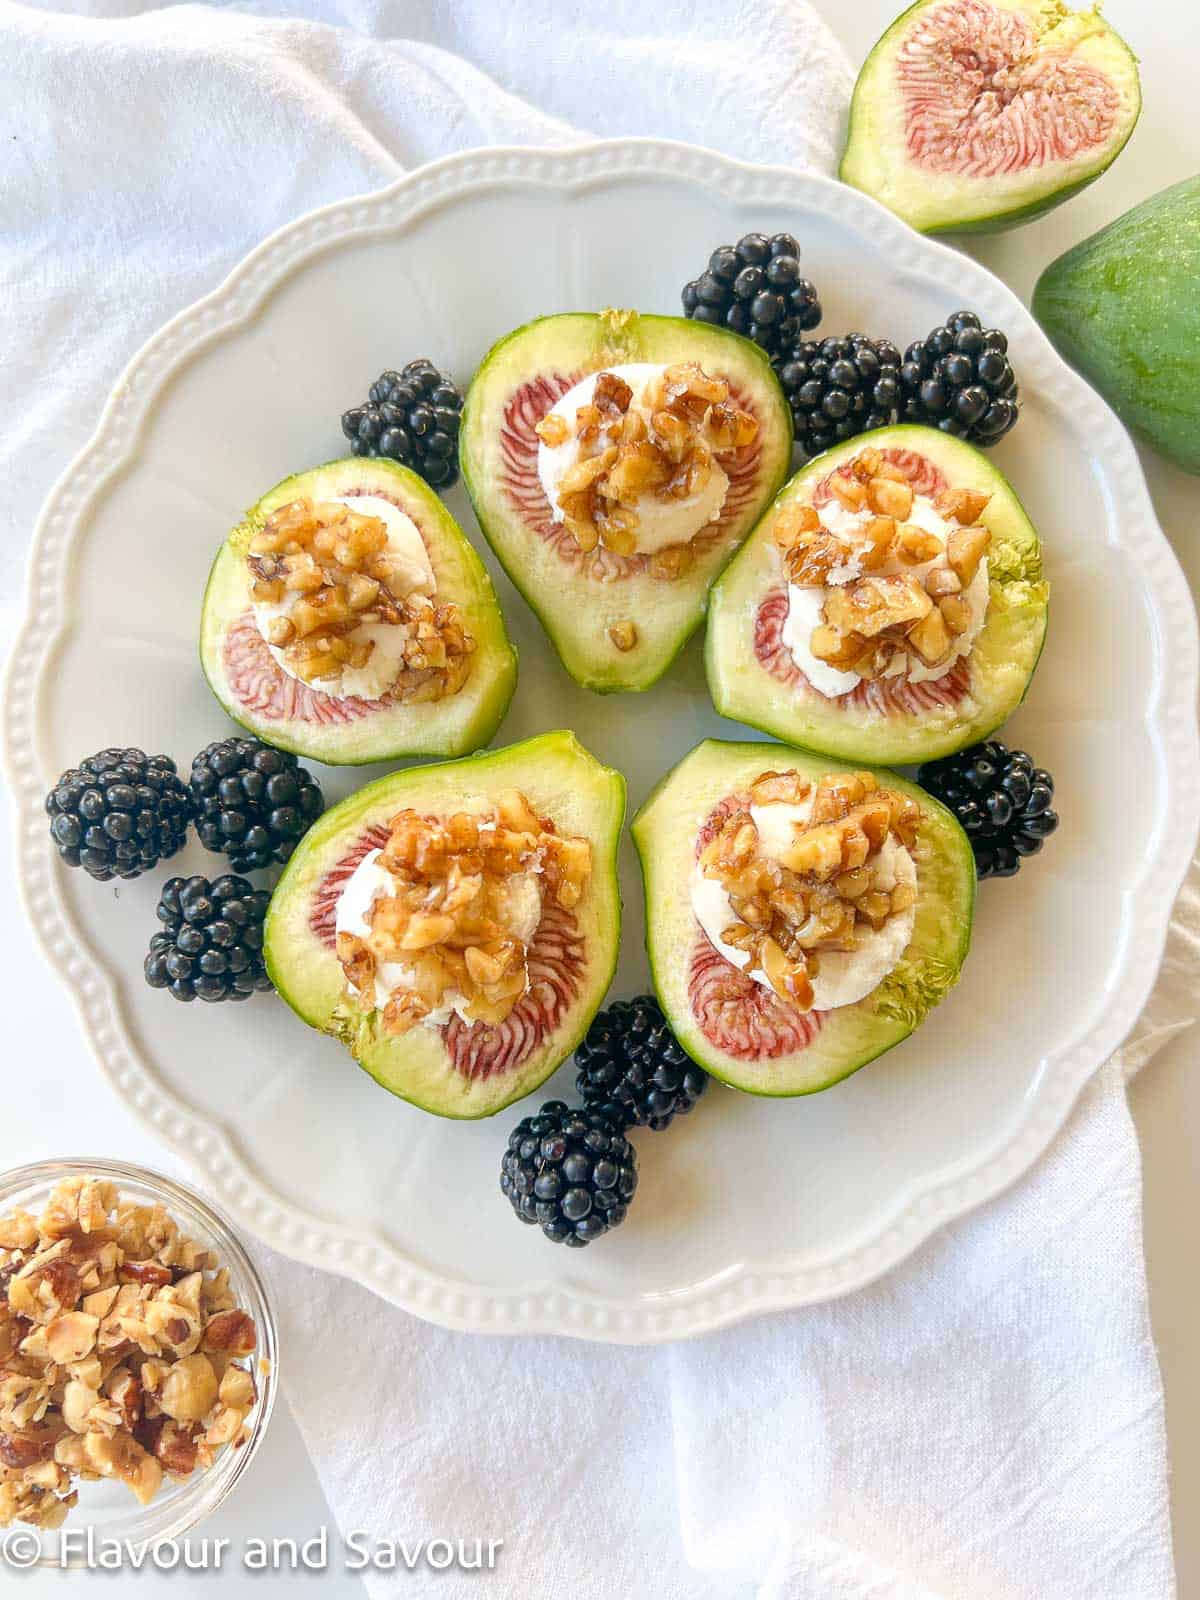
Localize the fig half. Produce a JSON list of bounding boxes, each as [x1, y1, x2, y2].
[[840, 0, 1141, 235]]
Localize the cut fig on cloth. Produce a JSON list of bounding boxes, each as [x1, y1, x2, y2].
[[840, 0, 1141, 235], [200, 457, 517, 765], [632, 739, 975, 1096], [706, 425, 1048, 766], [459, 310, 793, 694], [1034, 176, 1200, 476], [264, 731, 625, 1119]]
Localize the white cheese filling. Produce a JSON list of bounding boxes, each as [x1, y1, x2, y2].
[[334, 848, 543, 1029], [689, 798, 917, 1012], [536, 362, 729, 554], [252, 494, 434, 700], [781, 493, 989, 698]]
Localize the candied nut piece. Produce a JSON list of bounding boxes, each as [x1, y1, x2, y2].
[[823, 575, 932, 640], [890, 881, 918, 915], [924, 565, 962, 599], [784, 528, 845, 588], [859, 516, 897, 572], [894, 524, 942, 565], [935, 486, 990, 525], [938, 594, 974, 636], [606, 441, 668, 503], [946, 525, 991, 586], [594, 371, 634, 414], [772, 501, 822, 553], [760, 937, 814, 1010], [866, 475, 914, 520], [810, 625, 868, 671], [559, 446, 618, 499], [856, 638, 904, 681], [828, 472, 868, 512], [908, 606, 953, 666], [777, 821, 850, 881], [810, 771, 878, 824], [534, 412, 571, 448], [750, 771, 811, 807]]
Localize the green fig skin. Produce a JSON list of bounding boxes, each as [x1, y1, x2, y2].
[[1033, 177, 1200, 475]]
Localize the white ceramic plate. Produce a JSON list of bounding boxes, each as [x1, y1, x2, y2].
[[6, 141, 1199, 1343]]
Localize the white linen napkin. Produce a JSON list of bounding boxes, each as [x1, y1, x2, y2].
[[3, 2, 1189, 1596]]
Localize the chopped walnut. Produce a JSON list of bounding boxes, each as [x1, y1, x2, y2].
[[698, 769, 923, 1011], [0, 1178, 259, 1530], [824, 575, 933, 639], [771, 445, 993, 682], [247, 498, 475, 698], [607, 620, 638, 652], [538, 363, 757, 566], [946, 524, 990, 587], [338, 793, 592, 1035], [935, 486, 990, 524]]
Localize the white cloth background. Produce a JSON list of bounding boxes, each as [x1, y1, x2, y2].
[[2, 2, 1191, 1595]]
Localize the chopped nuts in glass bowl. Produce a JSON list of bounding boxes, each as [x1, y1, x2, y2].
[[0, 1160, 277, 1567]]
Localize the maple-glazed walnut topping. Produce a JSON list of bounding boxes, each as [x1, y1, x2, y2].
[[0, 1178, 259, 1531], [698, 769, 922, 1013], [773, 446, 994, 683], [247, 497, 475, 696], [336, 790, 592, 1036], [534, 363, 757, 566]]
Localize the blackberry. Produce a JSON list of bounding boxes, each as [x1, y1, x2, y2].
[[189, 737, 323, 874], [45, 748, 191, 883], [918, 740, 1058, 880], [899, 311, 1019, 445], [775, 334, 904, 460], [341, 359, 463, 489], [575, 995, 707, 1131], [145, 874, 273, 1003], [500, 1101, 638, 1247], [682, 232, 822, 361]]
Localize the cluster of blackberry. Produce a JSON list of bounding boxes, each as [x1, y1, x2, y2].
[[500, 995, 707, 1248], [341, 360, 463, 489], [680, 233, 1020, 458], [46, 735, 327, 1004]]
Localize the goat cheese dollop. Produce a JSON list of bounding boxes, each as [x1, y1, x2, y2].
[[334, 846, 543, 1029], [253, 494, 434, 700], [690, 797, 917, 1012], [536, 363, 729, 553]]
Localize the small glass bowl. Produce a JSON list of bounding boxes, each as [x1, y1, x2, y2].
[[0, 1158, 278, 1569]]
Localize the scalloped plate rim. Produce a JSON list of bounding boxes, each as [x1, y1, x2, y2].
[[4, 138, 1199, 1343]]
